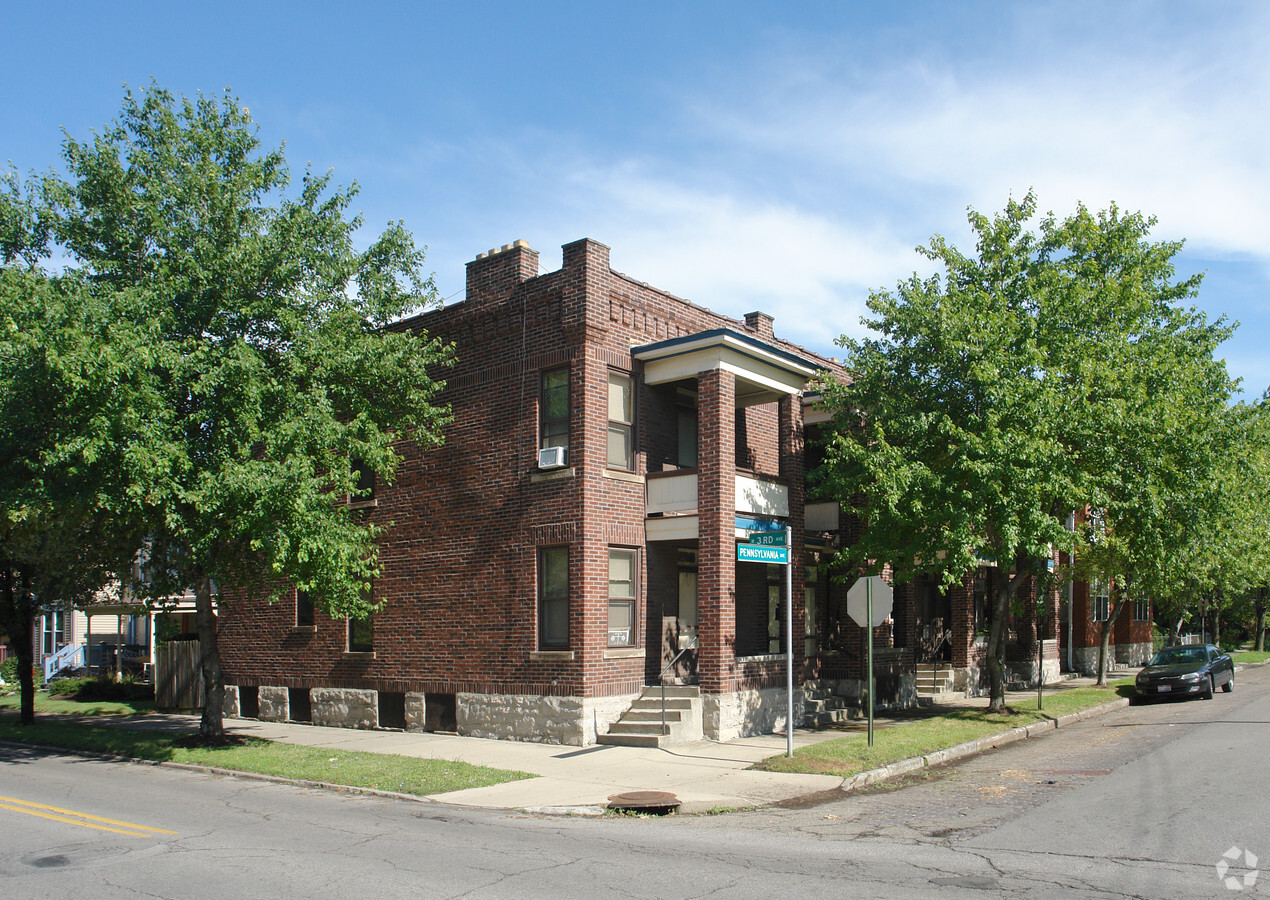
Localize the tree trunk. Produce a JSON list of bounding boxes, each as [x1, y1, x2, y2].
[[985, 579, 1014, 712], [194, 573, 225, 738], [1255, 586, 1267, 653], [1213, 590, 1222, 648], [1, 566, 39, 726], [16, 610, 36, 726], [1096, 594, 1128, 686]]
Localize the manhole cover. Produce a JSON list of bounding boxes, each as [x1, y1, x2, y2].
[[607, 791, 681, 815]]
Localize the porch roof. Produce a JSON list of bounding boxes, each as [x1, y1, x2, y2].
[[632, 328, 821, 407]]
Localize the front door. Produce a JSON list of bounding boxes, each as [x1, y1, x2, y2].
[[673, 548, 699, 681]]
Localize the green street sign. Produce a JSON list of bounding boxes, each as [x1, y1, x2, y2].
[[738, 544, 787, 564], [748, 531, 786, 547]]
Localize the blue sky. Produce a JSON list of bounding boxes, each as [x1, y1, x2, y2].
[[5, 2, 1267, 398]]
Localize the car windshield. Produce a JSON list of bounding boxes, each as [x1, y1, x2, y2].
[[1149, 647, 1204, 666]]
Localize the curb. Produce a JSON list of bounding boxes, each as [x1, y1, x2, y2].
[[838, 698, 1129, 793]]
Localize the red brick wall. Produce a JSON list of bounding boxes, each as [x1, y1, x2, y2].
[[219, 238, 822, 701]]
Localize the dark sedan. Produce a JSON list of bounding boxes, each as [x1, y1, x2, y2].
[[1134, 644, 1234, 701]]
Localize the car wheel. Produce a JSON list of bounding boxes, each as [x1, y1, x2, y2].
[[1202, 676, 1214, 700], [1222, 674, 1234, 693]]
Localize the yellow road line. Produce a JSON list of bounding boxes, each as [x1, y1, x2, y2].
[[0, 794, 175, 837]]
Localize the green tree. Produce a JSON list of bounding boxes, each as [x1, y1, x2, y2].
[[35, 85, 453, 737], [0, 259, 157, 723], [819, 193, 1235, 710]]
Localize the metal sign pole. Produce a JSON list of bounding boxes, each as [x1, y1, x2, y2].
[[867, 578, 874, 747], [785, 525, 794, 758]]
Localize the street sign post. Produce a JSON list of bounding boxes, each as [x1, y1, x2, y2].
[[845, 576, 894, 747], [736, 526, 794, 757]]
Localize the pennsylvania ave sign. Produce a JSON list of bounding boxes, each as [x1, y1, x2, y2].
[[737, 544, 788, 564]]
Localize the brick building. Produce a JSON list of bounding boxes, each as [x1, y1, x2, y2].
[[217, 238, 1149, 745]]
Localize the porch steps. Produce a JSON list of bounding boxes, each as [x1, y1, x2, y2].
[[915, 663, 965, 702], [598, 686, 703, 748], [801, 684, 859, 726]]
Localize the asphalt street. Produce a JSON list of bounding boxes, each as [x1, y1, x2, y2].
[[2, 666, 1267, 898]]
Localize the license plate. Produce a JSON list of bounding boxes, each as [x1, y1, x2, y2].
[[1157, 685, 1171, 693]]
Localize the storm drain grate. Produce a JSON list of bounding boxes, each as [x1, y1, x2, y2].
[[607, 791, 681, 816]]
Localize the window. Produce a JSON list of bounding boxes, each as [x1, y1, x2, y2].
[[1091, 579, 1110, 622], [538, 546, 569, 648], [608, 548, 638, 647], [607, 371, 634, 470], [42, 611, 65, 655], [804, 566, 819, 658], [347, 614, 373, 653], [296, 590, 315, 628], [1134, 598, 1150, 622], [540, 368, 569, 452], [350, 457, 375, 503], [767, 565, 784, 653]]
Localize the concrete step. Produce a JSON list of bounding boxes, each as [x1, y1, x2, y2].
[[606, 721, 670, 736], [637, 686, 699, 700], [596, 733, 663, 748], [630, 698, 694, 711], [805, 707, 860, 726], [621, 710, 684, 723]]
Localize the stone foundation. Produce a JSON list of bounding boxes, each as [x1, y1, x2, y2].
[[1070, 640, 1154, 675], [257, 685, 289, 722], [702, 687, 805, 743], [224, 685, 239, 717], [404, 691, 427, 732], [311, 687, 378, 729], [456, 692, 639, 746]]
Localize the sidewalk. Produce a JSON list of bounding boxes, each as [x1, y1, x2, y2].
[[205, 671, 1133, 815]]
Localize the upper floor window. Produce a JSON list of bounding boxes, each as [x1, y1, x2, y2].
[[607, 371, 634, 470], [541, 368, 570, 452], [1133, 598, 1150, 622]]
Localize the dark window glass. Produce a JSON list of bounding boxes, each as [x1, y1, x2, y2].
[[539, 546, 569, 648], [348, 615, 373, 653], [296, 590, 315, 628], [541, 368, 570, 451]]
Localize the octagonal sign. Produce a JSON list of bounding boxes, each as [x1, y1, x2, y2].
[[846, 576, 893, 627]]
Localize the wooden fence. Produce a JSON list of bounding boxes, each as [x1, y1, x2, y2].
[[155, 641, 202, 709]]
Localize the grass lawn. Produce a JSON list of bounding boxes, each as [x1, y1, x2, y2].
[[1232, 649, 1270, 665], [756, 681, 1134, 779], [0, 693, 154, 716], [0, 694, 534, 797]]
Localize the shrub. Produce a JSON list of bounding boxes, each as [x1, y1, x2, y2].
[[48, 676, 93, 695], [0, 657, 43, 690]]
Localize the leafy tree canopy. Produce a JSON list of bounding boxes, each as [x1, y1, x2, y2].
[[818, 192, 1237, 706], [9, 83, 454, 734]]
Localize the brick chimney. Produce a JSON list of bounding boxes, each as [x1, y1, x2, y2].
[[465, 240, 539, 306], [743, 310, 775, 339]]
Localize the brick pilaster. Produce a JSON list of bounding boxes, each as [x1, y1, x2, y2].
[[697, 367, 736, 694]]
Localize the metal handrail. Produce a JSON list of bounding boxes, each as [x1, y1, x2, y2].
[[657, 635, 699, 736]]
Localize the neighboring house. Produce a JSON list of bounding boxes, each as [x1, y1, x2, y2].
[[215, 238, 1144, 746]]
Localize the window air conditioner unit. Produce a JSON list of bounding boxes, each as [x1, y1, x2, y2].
[[538, 446, 567, 469]]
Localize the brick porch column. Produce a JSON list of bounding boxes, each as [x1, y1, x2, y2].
[[697, 367, 736, 694]]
